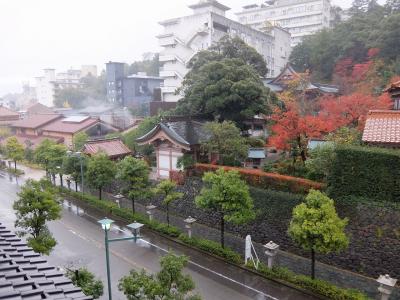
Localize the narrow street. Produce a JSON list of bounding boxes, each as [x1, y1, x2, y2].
[[0, 167, 317, 300]]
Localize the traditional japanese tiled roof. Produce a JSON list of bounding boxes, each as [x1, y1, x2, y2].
[[11, 114, 62, 130], [25, 103, 54, 115], [0, 106, 19, 118], [136, 120, 208, 148], [384, 80, 400, 92], [0, 222, 92, 300], [41, 116, 99, 134], [83, 138, 131, 158], [362, 110, 400, 145]]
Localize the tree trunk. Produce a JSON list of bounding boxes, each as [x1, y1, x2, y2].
[[99, 188, 102, 200], [75, 181, 78, 192], [59, 174, 63, 188], [311, 248, 315, 280], [132, 198, 135, 214], [52, 173, 56, 185], [14, 160, 17, 172], [220, 213, 225, 248], [166, 204, 170, 227]]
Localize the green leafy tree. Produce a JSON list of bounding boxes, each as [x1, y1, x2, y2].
[[63, 155, 87, 192], [176, 58, 272, 128], [119, 253, 201, 300], [326, 126, 362, 145], [66, 268, 104, 299], [123, 115, 160, 154], [154, 180, 183, 226], [305, 144, 335, 182], [86, 153, 115, 200], [13, 179, 61, 255], [47, 144, 67, 185], [73, 132, 89, 151], [196, 169, 255, 248], [188, 36, 268, 76], [202, 121, 248, 166], [34, 139, 57, 174], [5, 137, 24, 171], [288, 189, 349, 279], [116, 156, 150, 213], [128, 54, 160, 77]]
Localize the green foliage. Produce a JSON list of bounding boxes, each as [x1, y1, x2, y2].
[[34, 139, 56, 170], [73, 132, 88, 151], [122, 115, 160, 153], [246, 137, 265, 148], [154, 180, 183, 226], [288, 190, 349, 278], [326, 127, 362, 145], [178, 234, 242, 264], [176, 58, 272, 128], [127, 54, 160, 77], [202, 121, 248, 166], [290, 7, 400, 80], [0, 127, 11, 138], [176, 153, 195, 170], [196, 169, 255, 247], [249, 263, 369, 300], [13, 179, 61, 254], [62, 154, 87, 187], [66, 268, 104, 299], [328, 145, 400, 201], [188, 36, 267, 76], [305, 144, 336, 182], [5, 137, 24, 169], [116, 156, 150, 212], [119, 253, 200, 300], [86, 153, 115, 199]]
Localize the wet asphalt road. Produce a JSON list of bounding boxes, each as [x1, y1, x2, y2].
[[0, 167, 317, 300]]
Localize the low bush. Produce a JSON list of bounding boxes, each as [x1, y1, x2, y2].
[[249, 263, 369, 300], [178, 234, 242, 264], [195, 163, 324, 194]]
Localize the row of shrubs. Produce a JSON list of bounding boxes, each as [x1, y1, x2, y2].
[[328, 145, 400, 202], [194, 163, 325, 194], [59, 188, 369, 300], [248, 263, 369, 300]]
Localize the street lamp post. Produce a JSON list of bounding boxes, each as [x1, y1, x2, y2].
[[98, 218, 144, 300], [67, 151, 84, 195]]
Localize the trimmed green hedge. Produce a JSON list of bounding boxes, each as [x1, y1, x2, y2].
[[58, 188, 369, 300], [328, 145, 400, 202], [248, 263, 369, 300]]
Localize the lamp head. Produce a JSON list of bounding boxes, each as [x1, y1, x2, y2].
[[98, 218, 114, 231]]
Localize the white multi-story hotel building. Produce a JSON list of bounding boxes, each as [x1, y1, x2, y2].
[[157, 0, 291, 102], [236, 0, 331, 47]]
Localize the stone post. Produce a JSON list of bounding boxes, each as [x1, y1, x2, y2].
[[146, 204, 157, 221], [264, 241, 279, 269], [377, 274, 397, 300]]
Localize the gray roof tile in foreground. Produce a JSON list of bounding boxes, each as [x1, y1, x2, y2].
[[0, 223, 92, 300]]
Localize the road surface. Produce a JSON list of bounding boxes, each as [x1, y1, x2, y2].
[[0, 168, 317, 300]]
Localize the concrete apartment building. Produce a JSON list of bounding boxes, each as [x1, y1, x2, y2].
[[106, 62, 163, 107], [157, 0, 291, 102], [236, 0, 331, 47], [34, 65, 98, 107]]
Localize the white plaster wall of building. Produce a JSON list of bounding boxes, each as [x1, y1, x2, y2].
[[236, 0, 331, 47], [157, 0, 291, 102]]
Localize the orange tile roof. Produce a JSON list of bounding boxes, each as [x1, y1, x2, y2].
[[362, 110, 400, 144], [83, 138, 131, 158]]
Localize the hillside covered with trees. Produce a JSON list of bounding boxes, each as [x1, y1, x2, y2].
[[290, 0, 400, 84]]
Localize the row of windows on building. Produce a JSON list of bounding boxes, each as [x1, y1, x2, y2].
[[239, 4, 324, 23], [278, 14, 324, 26]]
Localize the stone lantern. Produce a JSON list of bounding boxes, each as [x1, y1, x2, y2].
[[264, 241, 279, 268], [66, 178, 71, 190], [377, 274, 397, 300], [146, 204, 157, 221], [113, 193, 124, 208], [184, 216, 197, 238]]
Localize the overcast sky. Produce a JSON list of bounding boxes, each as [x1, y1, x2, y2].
[[0, 0, 374, 96]]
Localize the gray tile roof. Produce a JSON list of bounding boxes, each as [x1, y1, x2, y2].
[[0, 223, 92, 300]]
